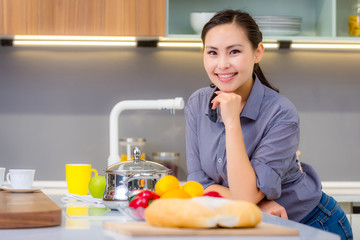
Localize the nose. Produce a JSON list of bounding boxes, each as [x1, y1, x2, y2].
[[217, 55, 230, 69]]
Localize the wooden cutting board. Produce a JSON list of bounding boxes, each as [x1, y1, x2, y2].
[[104, 221, 299, 236], [0, 190, 62, 229]]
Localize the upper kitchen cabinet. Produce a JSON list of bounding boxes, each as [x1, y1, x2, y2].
[[0, 0, 166, 36], [166, 0, 358, 41]]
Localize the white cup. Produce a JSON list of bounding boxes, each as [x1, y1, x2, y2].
[[0, 168, 5, 186], [6, 169, 35, 189]]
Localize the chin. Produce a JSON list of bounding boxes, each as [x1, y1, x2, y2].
[[217, 85, 237, 93]]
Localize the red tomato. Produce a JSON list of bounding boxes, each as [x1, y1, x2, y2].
[[203, 191, 223, 198], [136, 190, 153, 200], [129, 196, 149, 209], [128, 190, 160, 209]]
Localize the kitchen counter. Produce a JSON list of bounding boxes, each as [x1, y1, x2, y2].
[[33, 181, 360, 202], [322, 181, 360, 203], [0, 181, 344, 240], [0, 195, 340, 240]]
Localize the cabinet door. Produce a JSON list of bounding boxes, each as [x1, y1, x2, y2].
[[0, 0, 165, 36]]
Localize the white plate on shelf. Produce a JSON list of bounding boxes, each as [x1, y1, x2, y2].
[[261, 28, 301, 36], [253, 16, 302, 23], [1, 186, 41, 193]]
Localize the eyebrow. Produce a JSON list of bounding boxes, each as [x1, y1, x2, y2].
[[205, 44, 244, 50]]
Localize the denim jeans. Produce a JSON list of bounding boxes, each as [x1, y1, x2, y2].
[[300, 192, 353, 240]]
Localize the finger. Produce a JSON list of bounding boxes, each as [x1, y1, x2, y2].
[[270, 210, 282, 217], [281, 209, 288, 219], [211, 94, 224, 110], [211, 93, 226, 104], [211, 100, 219, 110]]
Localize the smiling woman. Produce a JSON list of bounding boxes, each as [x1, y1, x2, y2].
[[203, 24, 263, 96], [184, 9, 353, 240]]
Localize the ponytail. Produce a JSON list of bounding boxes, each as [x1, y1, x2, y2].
[[254, 63, 279, 93]]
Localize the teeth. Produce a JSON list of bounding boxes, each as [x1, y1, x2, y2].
[[218, 73, 235, 78]]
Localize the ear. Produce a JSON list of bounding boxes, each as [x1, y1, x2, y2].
[[254, 43, 264, 63]]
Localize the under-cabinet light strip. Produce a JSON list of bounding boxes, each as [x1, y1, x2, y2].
[[263, 43, 279, 49], [291, 43, 360, 50], [13, 35, 137, 47], [14, 35, 136, 41], [13, 40, 137, 46], [8, 35, 360, 50], [157, 42, 203, 48], [157, 42, 279, 49]]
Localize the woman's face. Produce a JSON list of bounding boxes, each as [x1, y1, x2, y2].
[[203, 23, 264, 95]]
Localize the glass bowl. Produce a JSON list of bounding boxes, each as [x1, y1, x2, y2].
[[117, 205, 146, 221]]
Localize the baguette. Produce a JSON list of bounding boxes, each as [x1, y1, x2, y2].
[[144, 196, 262, 228]]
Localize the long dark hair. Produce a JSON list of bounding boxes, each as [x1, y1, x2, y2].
[[201, 9, 279, 93]]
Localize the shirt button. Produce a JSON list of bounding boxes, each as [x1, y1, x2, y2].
[[217, 158, 222, 163]]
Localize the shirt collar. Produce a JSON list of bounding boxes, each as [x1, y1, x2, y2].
[[241, 75, 264, 120], [204, 87, 222, 122]]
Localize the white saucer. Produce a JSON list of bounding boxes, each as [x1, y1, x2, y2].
[[1, 186, 41, 193]]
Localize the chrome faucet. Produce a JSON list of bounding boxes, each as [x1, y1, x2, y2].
[[107, 97, 185, 167]]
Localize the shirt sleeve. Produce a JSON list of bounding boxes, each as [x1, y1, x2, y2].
[[184, 101, 215, 189], [250, 121, 300, 200]]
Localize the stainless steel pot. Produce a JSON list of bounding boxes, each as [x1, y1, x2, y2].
[[103, 147, 170, 209]]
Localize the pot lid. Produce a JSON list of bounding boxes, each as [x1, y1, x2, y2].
[[106, 147, 170, 174]]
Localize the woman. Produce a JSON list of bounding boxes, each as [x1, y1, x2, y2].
[[185, 9, 353, 240]]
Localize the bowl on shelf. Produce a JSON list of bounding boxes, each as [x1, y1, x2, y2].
[[190, 12, 216, 34]]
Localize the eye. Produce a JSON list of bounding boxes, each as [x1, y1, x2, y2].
[[230, 49, 241, 54], [206, 50, 217, 55]]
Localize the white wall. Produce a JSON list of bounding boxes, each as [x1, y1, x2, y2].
[[0, 47, 359, 181]]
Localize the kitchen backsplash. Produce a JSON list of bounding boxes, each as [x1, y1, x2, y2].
[[0, 47, 359, 181]]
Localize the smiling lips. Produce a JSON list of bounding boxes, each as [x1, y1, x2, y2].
[[216, 72, 237, 82]]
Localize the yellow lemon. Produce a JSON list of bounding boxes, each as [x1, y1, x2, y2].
[[155, 175, 180, 196], [180, 181, 204, 197], [160, 189, 191, 199]]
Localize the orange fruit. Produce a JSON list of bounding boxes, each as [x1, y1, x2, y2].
[[180, 181, 204, 197], [160, 189, 191, 199], [155, 175, 180, 196]]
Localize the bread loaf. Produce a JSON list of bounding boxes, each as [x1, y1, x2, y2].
[[144, 196, 262, 228]]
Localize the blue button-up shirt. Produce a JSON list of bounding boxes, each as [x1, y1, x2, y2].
[[185, 76, 322, 221]]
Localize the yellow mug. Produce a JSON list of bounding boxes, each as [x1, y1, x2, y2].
[[66, 164, 98, 195]]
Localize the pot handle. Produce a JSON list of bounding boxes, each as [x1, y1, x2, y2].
[[133, 147, 141, 164]]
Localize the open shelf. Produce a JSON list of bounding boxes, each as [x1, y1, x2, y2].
[[166, 0, 360, 42]]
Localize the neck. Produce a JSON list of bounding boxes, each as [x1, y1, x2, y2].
[[236, 77, 254, 106]]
